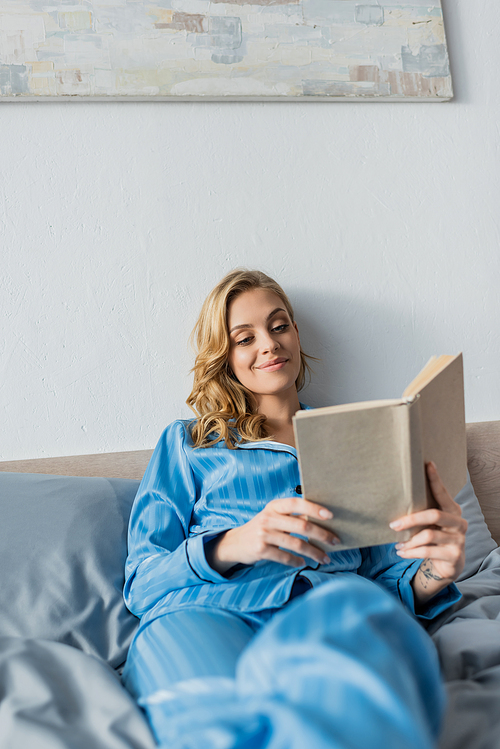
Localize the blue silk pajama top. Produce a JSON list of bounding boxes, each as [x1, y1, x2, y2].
[[124, 419, 461, 627]]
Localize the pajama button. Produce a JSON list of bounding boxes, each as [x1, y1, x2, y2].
[[295, 485, 302, 494]]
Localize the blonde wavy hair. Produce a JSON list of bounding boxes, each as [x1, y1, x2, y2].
[[186, 269, 314, 449]]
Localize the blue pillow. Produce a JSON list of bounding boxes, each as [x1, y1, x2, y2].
[[0, 472, 140, 669]]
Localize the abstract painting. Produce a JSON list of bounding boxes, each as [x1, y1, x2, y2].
[[0, 1, 453, 101]]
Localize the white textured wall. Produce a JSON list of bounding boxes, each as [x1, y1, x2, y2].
[[2, 0, 499, 460]]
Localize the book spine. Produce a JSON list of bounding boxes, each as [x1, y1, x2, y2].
[[396, 400, 426, 523], [407, 398, 427, 512]]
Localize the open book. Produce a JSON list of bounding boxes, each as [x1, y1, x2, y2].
[[292, 354, 467, 551]]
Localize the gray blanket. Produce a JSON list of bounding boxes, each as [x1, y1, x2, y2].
[[0, 637, 156, 749], [1, 471, 498, 748], [432, 547, 500, 749], [2, 553, 500, 749]]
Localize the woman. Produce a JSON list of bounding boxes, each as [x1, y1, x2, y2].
[[122, 269, 467, 749]]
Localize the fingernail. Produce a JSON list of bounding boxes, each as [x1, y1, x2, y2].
[[395, 543, 405, 550], [390, 521, 402, 530], [323, 555, 330, 564], [319, 508, 333, 519]]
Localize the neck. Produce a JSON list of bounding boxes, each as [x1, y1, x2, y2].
[[254, 389, 301, 446]]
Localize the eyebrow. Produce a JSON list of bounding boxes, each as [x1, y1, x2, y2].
[[229, 307, 286, 334]]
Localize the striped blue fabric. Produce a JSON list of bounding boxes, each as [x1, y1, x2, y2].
[[124, 418, 461, 628], [122, 576, 446, 749]]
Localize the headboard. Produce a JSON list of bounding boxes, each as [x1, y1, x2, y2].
[[1, 422, 499, 544], [0, 449, 153, 481], [464, 421, 500, 544]]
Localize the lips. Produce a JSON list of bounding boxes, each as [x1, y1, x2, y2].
[[258, 358, 288, 370]]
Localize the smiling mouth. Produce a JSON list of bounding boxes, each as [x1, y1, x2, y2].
[[258, 358, 288, 370]]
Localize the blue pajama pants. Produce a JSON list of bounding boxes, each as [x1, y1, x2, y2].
[[122, 574, 445, 749]]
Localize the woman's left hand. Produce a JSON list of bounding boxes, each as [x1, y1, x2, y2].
[[389, 462, 468, 604]]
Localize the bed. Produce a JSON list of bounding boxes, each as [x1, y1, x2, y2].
[[0, 421, 499, 749]]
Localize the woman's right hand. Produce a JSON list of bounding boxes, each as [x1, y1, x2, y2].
[[206, 497, 340, 575]]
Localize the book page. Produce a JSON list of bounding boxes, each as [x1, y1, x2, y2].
[[293, 399, 405, 419], [403, 354, 455, 399]]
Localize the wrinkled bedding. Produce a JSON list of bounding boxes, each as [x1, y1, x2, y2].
[[432, 547, 500, 749], [2, 553, 499, 749], [0, 470, 499, 749], [0, 637, 155, 749]]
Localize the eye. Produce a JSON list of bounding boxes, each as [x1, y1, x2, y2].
[[272, 324, 289, 333], [236, 335, 254, 346]]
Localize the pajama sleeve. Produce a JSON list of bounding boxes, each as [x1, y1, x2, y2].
[[358, 543, 462, 621], [123, 421, 229, 619]]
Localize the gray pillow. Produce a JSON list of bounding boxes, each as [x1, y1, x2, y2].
[[455, 471, 498, 581], [0, 472, 140, 669]]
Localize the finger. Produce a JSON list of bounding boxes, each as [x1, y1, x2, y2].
[[396, 528, 462, 551], [264, 530, 331, 566], [397, 539, 465, 561], [396, 544, 461, 561], [426, 462, 459, 512], [271, 514, 340, 547], [262, 547, 306, 567], [390, 508, 465, 532], [271, 497, 334, 522]]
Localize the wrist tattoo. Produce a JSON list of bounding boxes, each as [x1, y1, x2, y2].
[[419, 559, 443, 588]]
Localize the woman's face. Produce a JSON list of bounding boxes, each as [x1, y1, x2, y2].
[[227, 287, 301, 401]]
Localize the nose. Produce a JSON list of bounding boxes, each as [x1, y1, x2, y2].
[[261, 331, 280, 354]]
